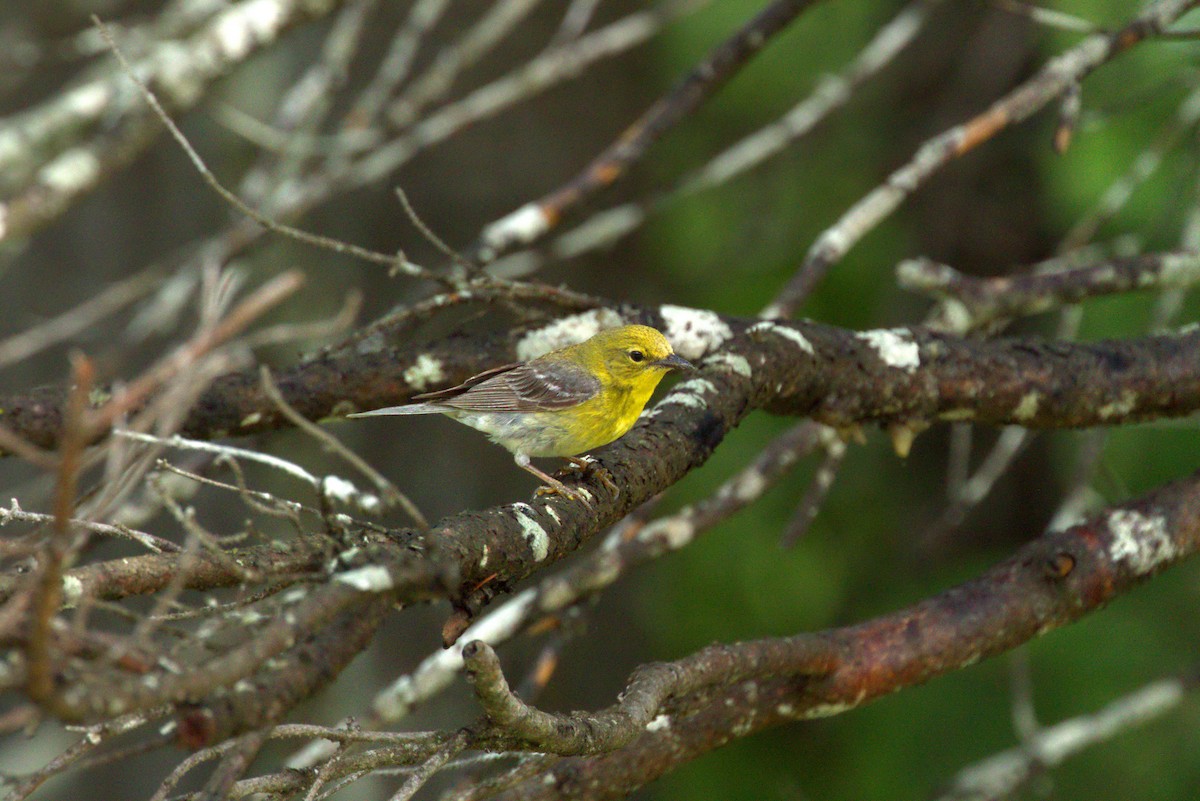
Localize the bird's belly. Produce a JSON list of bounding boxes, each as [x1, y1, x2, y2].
[[451, 406, 628, 458]]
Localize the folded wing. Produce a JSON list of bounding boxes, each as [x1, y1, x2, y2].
[[415, 360, 600, 412]]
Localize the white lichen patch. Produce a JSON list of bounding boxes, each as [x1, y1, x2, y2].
[[214, 0, 285, 61], [802, 701, 858, 719], [731, 470, 766, 502], [659, 305, 732, 360], [1013, 392, 1041, 422], [651, 396, 703, 416], [803, 688, 867, 719], [638, 517, 695, 550], [747, 320, 815, 355], [1098, 390, 1138, 420], [674, 378, 717, 397], [333, 547, 361, 566], [938, 299, 972, 334], [646, 377, 718, 417], [239, 411, 263, 428], [480, 203, 550, 253], [703, 352, 752, 378], [334, 565, 394, 592], [68, 81, 112, 118], [321, 475, 359, 503], [40, 148, 100, 192], [515, 309, 626, 361], [61, 575, 84, 609], [645, 714, 671, 732], [397, 353, 443, 392], [479, 544, 489, 569], [513, 503, 549, 561], [1107, 509, 1176, 575], [857, 328, 920, 373], [731, 716, 755, 738]]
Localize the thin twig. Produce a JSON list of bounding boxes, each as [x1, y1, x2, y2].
[[0, 270, 159, 369], [26, 353, 94, 713], [259, 366, 428, 528], [475, 0, 828, 260], [386, 731, 468, 801], [92, 16, 440, 282], [763, 0, 1200, 316]]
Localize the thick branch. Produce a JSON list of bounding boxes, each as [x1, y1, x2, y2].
[[8, 305, 1200, 724], [5, 303, 1200, 458], [173, 595, 392, 749], [481, 467, 1200, 796]]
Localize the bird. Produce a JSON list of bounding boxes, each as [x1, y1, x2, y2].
[[349, 325, 693, 499]]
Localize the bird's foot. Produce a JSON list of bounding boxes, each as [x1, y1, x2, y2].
[[563, 455, 619, 498], [534, 476, 591, 505]]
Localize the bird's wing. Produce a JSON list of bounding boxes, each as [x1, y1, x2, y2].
[[414, 360, 600, 412]]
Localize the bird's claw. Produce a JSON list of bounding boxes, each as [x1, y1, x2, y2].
[[563, 456, 620, 498], [535, 478, 592, 506]]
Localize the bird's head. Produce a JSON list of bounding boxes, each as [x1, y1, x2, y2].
[[582, 324, 694, 389]]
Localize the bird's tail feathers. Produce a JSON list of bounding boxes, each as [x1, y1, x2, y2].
[[348, 403, 442, 418]]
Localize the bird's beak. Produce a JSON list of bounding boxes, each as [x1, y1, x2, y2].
[[654, 353, 694, 371]]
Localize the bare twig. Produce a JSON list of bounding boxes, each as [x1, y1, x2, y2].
[[487, 0, 933, 277], [764, 0, 1200, 316], [474, 0, 827, 260], [387, 731, 468, 801], [898, 251, 1200, 333], [0, 270, 159, 369], [935, 675, 1196, 801], [259, 366, 428, 528], [26, 353, 94, 713], [92, 16, 440, 282]]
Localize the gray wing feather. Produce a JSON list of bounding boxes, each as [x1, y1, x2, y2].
[[347, 403, 442, 417], [414, 360, 599, 412]]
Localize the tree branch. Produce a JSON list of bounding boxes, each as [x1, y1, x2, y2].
[[475, 467, 1200, 795]]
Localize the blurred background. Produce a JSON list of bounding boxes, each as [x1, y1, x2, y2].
[[2, 1, 1200, 798]]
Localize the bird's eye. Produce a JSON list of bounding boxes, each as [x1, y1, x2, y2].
[[629, 350, 645, 362]]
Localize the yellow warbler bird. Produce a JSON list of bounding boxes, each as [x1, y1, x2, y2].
[[350, 325, 693, 499]]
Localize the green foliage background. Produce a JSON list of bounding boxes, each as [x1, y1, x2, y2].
[[627, 2, 1200, 799]]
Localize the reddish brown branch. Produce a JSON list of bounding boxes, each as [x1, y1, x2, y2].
[[25, 354, 93, 716], [474, 0, 829, 261], [482, 467, 1200, 795]]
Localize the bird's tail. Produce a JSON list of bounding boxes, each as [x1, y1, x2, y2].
[[347, 403, 443, 418]]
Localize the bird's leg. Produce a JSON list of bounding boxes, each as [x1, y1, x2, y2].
[[514, 453, 587, 503], [563, 455, 619, 497]]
